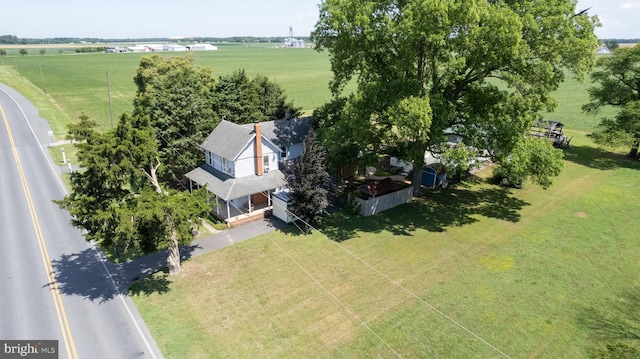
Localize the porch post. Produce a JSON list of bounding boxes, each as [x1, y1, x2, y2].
[[226, 200, 231, 222], [268, 190, 271, 208], [189, 179, 193, 193], [216, 196, 220, 215], [247, 195, 252, 214]]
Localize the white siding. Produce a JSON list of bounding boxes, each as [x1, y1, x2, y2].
[[233, 138, 280, 178], [207, 136, 281, 178], [208, 152, 235, 176], [234, 143, 257, 178]]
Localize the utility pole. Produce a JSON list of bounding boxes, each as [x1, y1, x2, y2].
[[106, 71, 114, 128], [39, 64, 46, 95]]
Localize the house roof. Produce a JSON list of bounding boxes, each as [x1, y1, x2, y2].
[[255, 117, 313, 147], [185, 165, 287, 201], [200, 117, 313, 160], [200, 120, 255, 160]]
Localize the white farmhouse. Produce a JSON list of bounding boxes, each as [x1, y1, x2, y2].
[[185, 117, 312, 225]]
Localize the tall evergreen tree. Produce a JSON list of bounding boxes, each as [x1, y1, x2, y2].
[[286, 129, 330, 230], [56, 113, 208, 275], [215, 69, 301, 124]]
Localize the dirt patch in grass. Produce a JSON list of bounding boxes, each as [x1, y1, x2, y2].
[[574, 211, 588, 218]]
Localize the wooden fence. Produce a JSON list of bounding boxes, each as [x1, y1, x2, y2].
[[355, 187, 413, 217]]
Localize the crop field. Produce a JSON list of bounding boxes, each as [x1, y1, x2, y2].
[[0, 43, 345, 133], [2, 46, 638, 357]]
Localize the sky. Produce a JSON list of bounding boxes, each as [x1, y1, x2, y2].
[[1, 0, 638, 40]]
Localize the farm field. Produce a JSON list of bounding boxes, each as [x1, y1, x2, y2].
[[0, 43, 345, 134]]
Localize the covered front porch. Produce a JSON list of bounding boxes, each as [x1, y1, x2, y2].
[[185, 165, 287, 227]]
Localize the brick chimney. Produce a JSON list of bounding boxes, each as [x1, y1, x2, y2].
[[254, 122, 263, 176]]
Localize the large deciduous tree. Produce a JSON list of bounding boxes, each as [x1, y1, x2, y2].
[[56, 113, 209, 275], [584, 45, 640, 157], [312, 0, 598, 193]]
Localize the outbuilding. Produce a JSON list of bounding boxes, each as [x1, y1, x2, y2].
[[163, 44, 187, 51], [272, 191, 294, 223], [187, 44, 218, 51]]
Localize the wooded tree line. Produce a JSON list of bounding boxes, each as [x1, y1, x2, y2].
[[0, 34, 309, 45]]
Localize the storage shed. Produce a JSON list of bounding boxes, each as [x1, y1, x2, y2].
[[422, 164, 447, 188], [272, 191, 294, 223]]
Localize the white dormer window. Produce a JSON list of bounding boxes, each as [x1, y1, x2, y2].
[[263, 155, 270, 173]]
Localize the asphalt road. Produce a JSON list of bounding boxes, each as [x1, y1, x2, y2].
[[0, 84, 164, 359]]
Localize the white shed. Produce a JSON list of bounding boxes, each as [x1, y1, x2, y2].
[[272, 191, 294, 223]]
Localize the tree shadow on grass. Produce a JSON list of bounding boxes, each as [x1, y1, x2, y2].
[[563, 145, 640, 171], [128, 269, 172, 297], [321, 179, 529, 242], [577, 287, 640, 345]]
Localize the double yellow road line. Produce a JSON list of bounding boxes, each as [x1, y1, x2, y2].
[[1, 104, 78, 359]]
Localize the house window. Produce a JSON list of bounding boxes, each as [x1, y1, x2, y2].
[[222, 157, 233, 175], [280, 146, 287, 159], [263, 155, 270, 173]]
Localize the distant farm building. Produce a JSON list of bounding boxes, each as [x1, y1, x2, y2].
[[127, 44, 163, 52], [186, 44, 218, 51], [109, 43, 217, 53], [163, 44, 187, 51], [106, 46, 127, 53]]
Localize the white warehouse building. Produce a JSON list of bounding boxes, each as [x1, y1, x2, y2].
[[186, 44, 218, 51]]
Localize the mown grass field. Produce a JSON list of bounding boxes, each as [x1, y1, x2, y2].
[[2, 47, 639, 357]]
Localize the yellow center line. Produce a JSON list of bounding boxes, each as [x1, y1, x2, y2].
[[1, 104, 79, 359]]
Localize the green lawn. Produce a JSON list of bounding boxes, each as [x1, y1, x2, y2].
[[131, 131, 640, 358]]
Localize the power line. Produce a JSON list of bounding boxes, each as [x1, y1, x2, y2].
[[284, 209, 512, 358], [225, 200, 404, 357], [230, 241, 295, 359]]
